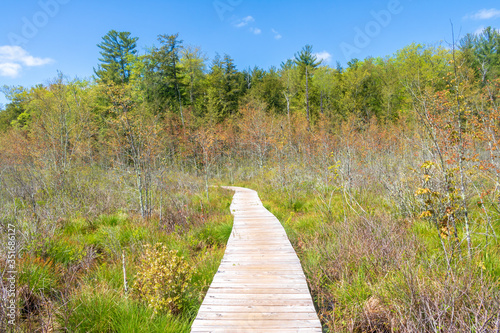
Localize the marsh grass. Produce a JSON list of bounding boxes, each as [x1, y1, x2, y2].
[[254, 179, 500, 332], [6, 185, 233, 332]]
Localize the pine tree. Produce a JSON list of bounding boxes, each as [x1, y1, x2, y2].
[[94, 30, 138, 84], [206, 54, 244, 122], [143, 34, 186, 126], [294, 45, 320, 128]]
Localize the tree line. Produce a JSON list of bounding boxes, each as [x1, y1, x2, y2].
[[1, 27, 499, 132]]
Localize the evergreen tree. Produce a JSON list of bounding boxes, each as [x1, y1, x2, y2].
[[206, 55, 223, 122], [94, 30, 138, 84], [143, 34, 186, 125], [249, 67, 285, 113], [206, 54, 243, 122], [472, 27, 500, 83], [221, 54, 243, 115], [294, 45, 320, 128], [0, 86, 28, 132]]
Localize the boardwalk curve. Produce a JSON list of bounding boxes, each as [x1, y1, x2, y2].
[[191, 186, 322, 333]]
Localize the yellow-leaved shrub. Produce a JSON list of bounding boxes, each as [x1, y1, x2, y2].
[[134, 243, 193, 315]]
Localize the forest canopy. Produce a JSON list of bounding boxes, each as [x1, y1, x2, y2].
[[1, 26, 498, 133]]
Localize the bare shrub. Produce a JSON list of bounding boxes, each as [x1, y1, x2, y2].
[[388, 266, 500, 332]]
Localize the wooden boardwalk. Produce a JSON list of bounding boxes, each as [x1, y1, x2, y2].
[[191, 186, 322, 333]]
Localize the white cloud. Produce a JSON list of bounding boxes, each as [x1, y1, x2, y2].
[[314, 51, 332, 64], [0, 45, 53, 78], [465, 8, 500, 20], [272, 29, 282, 40], [0, 63, 22, 78], [250, 27, 262, 35], [234, 16, 254, 28]]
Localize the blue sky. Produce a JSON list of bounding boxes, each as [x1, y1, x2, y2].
[[1, 0, 499, 106]]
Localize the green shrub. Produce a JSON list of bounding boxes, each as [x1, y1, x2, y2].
[[134, 244, 193, 315]]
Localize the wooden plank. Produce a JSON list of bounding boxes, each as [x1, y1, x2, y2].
[[206, 288, 310, 294], [215, 270, 304, 275], [221, 259, 301, 264], [191, 186, 322, 332], [203, 293, 313, 300], [223, 247, 295, 251], [216, 265, 304, 270], [196, 312, 319, 320], [223, 249, 296, 253], [210, 273, 307, 281], [191, 327, 321, 332], [213, 274, 307, 280], [209, 283, 309, 289], [192, 329, 321, 333], [196, 305, 316, 313], [192, 319, 322, 328], [218, 263, 303, 268], [200, 299, 314, 306], [191, 328, 322, 333], [221, 256, 299, 260]]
